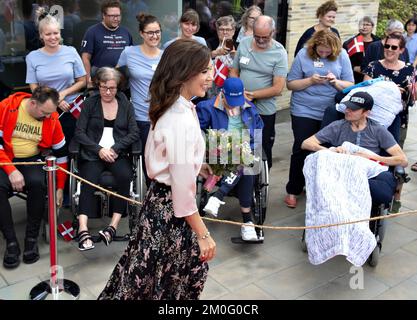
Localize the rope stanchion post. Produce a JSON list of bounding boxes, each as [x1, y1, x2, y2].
[[29, 156, 80, 300]]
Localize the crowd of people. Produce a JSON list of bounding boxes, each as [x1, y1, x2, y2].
[[0, 0, 417, 300]]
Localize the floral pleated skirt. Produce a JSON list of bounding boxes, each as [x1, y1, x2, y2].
[[98, 181, 209, 300]]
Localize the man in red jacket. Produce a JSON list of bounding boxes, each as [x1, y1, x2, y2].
[[0, 86, 68, 269]]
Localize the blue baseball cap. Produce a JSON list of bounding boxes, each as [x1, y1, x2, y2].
[[222, 77, 245, 107]]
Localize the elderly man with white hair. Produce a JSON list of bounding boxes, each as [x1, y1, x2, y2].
[[230, 15, 288, 170]]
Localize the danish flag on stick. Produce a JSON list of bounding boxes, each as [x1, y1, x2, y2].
[[347, 35, 364, 57], [68, 94, 85, 119], [214, 58, 229, 88], [57, 221, 75, 241]]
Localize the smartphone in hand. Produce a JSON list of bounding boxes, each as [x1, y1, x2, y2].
[[223, 38, 234, 51]]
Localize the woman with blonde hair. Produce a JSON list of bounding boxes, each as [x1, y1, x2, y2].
[[284, 30, 354, 208], [236, 5, 262, 44]]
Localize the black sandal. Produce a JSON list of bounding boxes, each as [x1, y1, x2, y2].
[[411, 162, 417, 172], [78, 230, 95, 251], [98, 226, 116, 246]]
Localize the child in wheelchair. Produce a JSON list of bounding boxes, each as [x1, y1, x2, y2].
[[196, 77, 264, 241]]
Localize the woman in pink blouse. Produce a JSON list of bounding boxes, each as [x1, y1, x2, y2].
[[98, 39, 216, 300]]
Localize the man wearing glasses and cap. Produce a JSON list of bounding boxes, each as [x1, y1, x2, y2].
[[230, 15, 288, 171], [196, 77, 264, 241]]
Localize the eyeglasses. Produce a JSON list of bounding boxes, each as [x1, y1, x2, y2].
[[143, 30, 161, 37], [218, 27, 234, 33], [384, 44, 399, 50], [105, 14, 121, 19], [99, 85, 117, 92], [254, 33, 272, 42]]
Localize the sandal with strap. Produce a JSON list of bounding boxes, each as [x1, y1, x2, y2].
[[78, 230, 95, 251], [98, 226, 116, 246], [411, 162, 417, 172]]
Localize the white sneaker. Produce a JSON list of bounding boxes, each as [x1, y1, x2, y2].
[[241, 222, 258, 241], [203, 196, 225, 217]]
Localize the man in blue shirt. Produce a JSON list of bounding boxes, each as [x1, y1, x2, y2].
[[80, 0, 133, 87]]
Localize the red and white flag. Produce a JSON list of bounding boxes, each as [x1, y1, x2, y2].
[[57, 221, 75, 241], [214, 58, 229, 88], [347, 35, 364, 57], [68, 95, 85, 119]]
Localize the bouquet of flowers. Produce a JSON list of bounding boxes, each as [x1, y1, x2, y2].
[[203, 129, 258, 192]]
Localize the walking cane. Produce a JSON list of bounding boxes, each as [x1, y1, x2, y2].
[[29, 156, 80, 300]]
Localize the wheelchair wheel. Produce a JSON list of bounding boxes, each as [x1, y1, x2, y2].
[[69, 158, 79, 217], [368, 243, 380, 267], [196, 176, 208, 216], [252, 158, 269, 230], [301, 230, 307, 252]]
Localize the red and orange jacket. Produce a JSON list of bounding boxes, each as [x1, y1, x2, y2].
[[0, 92, 68, 189]]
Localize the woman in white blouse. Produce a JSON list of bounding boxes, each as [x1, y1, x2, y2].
[[99, 39, 216, 300]]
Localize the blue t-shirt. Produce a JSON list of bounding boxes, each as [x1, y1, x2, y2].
[[288, 47, 354, 121], [405, 33, 417, 64], [162, 35, 207, 50], [26, 45, 86, 103], [117, 46, 163, 121], [80, 23, 133, 68]]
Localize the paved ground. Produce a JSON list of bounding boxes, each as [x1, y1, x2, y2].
[[1, 108, 417, 300]]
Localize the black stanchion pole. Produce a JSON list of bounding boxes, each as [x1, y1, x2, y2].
[[29, 156, 80, 300]]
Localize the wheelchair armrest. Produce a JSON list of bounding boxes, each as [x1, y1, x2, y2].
[[68, 139, 80, 157], [130, 139, 142, 156], [394, 165, 411, 184]]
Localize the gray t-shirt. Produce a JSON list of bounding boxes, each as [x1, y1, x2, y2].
[[26, 45, 86, 103], [232, 37, 288, 115], [315, 119, 397, 155]]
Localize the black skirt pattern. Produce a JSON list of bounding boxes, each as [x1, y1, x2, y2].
[[98, 181, 209, 300]]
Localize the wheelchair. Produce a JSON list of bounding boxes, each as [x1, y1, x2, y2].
[[68, 139, 146, 242], [300, 165, 410, 267], [195, 153, 269, 243]]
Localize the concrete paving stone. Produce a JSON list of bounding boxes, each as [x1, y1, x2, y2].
[[255, 260, 346, 300], [375, 280, 417, 300], [0, 274, 7, 289], [218, 284, 276, 300], [303, 272, 389, 300], [365, 249, 417, 287], [394, 210, 417, 233], [0, 276, 42, 300], [209, 253, 287, 292], [377, 221, 417, 254], [261, 238, 309, 269], [200, 276, 230, 300], [401, 239, 417, 256]]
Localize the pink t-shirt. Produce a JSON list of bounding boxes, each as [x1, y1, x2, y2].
[[145, 96, 205, 218]]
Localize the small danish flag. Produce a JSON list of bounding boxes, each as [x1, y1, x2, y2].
[[214, 58, 229, 88], [68, 95, 85, 119], [347, 35, 364, 57], [57, 220, 75, 241]]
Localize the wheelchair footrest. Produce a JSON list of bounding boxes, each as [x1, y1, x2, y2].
[[230, 236, 264, 244], [113, 234, 130, 242]]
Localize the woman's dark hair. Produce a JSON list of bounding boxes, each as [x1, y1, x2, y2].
[[101, 0, 121, 15], [385, 33, 406, 49], [180, 8, 200, 31], [405, 17, 417, 34], [31, 85, 59, 106], [316, 0, 338, 19], [149, 39, 211, 129], [136, 12, 161, 32]]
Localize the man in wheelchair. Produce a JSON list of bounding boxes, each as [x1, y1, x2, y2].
[[301, 91, 408, 265], [196, 77, 264, 241], [0, 86, 67, 269]]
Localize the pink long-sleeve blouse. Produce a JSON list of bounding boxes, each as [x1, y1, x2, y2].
[[145, 95, 205, 218]]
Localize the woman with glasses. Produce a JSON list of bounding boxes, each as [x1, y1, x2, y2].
[[162, 9, 207, 49], [98, 40, 216, 300], [363, 34, 416, 210], [294, 0, 340, 58], [342, 16, 380, 83], [117, 13, 163, 186], [284, 30, 354, 209], [236, 5, 262, 44], [74, 67, 139, 251]]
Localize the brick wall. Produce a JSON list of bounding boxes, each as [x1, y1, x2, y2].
[[276, 0, 380, 111]]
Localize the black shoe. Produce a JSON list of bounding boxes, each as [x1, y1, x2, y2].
[[23, 238, 39, 264], [3, 241, 21, 269]]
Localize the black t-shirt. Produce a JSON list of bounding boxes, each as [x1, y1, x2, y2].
[[294, 26, 340, 57]]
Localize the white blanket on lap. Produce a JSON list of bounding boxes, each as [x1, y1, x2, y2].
[[303, 146, 388, 266]]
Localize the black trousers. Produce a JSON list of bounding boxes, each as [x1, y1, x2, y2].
[[286, 115, 322, 195], [137, 120, 151, 187], [78, 157, 132, 218], [260, 113, 276, 170], [0, 156, 46, 242]]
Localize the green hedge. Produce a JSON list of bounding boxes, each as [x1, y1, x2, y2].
[[377, 0, 417, 37]]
